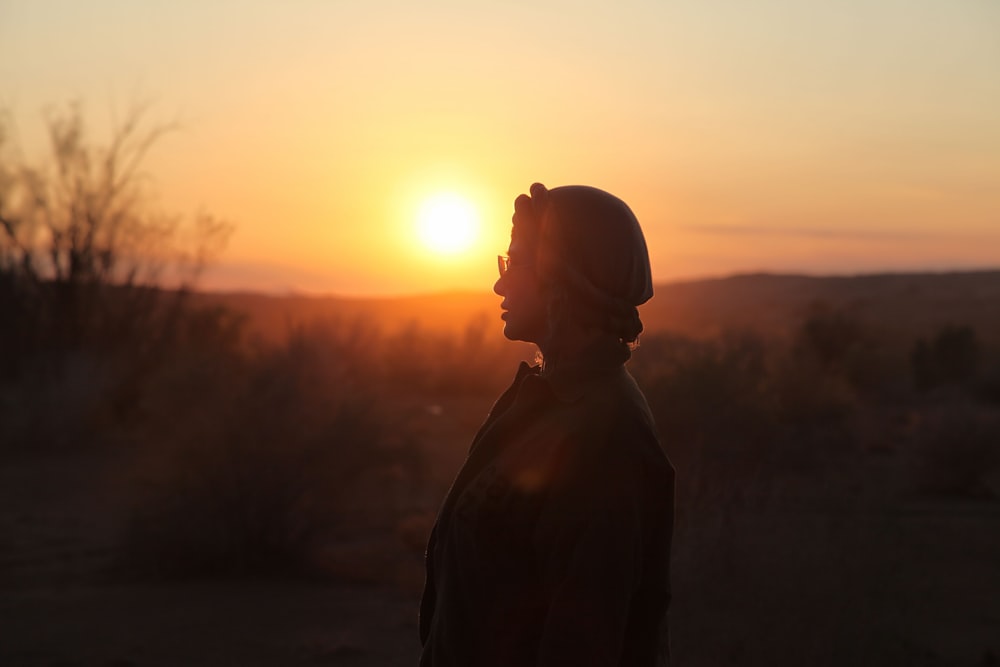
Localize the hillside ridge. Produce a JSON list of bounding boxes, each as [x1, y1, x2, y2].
[[192, 269, 1000, 342]]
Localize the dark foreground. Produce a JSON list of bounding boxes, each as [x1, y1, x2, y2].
[[2, 430, 998, 667]]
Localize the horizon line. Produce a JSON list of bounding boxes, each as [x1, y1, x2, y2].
[[193, 265, 1000, 301]]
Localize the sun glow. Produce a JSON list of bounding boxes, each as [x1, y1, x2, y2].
[[416, 193, 480, 255]]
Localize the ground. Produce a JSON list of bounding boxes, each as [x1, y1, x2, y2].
[[2, 406, 999, 666]]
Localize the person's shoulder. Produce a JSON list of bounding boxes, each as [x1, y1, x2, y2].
[[574, 367, 655, 428], [572, 370, 667, 459]]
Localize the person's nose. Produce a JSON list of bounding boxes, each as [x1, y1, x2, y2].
[[493, 274, 505, 296]]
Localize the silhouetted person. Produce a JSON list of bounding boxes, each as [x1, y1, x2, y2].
[[419, 183, 674, 666]]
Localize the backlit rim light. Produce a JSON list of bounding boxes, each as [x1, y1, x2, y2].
[[416, 193, 480, 254]]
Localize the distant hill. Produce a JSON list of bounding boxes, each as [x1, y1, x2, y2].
[[641, 270, 1000, 342], [194, 270, 1000, 344]]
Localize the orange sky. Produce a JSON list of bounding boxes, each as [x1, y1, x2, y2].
[[2, 1, 998, 295]]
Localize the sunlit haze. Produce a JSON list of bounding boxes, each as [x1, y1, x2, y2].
[[2, 0, 998, 295]]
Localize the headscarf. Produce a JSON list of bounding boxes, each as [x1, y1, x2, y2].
[[511, 182, 653, 343]]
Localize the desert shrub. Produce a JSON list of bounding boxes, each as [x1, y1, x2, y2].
[[637, 330, 882, 666], [0, 104, 229, 360], [795, 302, 867, 373], [377, 315, 517, 396], [0, 350, 113, 452], [0, 292, 248, 454], [975, 347, 1000, 405], [632, 331, 782, 526], [0, 267, 41, 380], [767, 305, 903, 430], [122, 325, 414, 577], [790, 302, 902, 395], [435, 313, 517, 394], [912, 324, 981, 391], [910, 399, 1000, 499], [378, 320, 441, 390], [635, 331, 778, 455], [771, 351, 858, 427], [0, 102, 231, 453]]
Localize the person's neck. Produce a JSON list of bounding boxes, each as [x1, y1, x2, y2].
[[538, 327, 621, 375]]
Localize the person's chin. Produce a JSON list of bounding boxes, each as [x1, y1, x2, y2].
[[502, 323, 538, 345], [501, 318, 523, 342]]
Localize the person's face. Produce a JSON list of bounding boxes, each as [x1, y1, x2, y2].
[[493, 237, 549, 345]]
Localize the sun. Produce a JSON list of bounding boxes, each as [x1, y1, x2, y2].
[[416, 193, 480, 255]]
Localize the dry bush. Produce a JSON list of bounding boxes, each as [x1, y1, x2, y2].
[[648, 318, 997, 665], [910, 399, 1000, 499], [912, 324, 982, 392], [121, 323, 415, 578], [633, 332, 780, 509], [645, 328, 911, 665], [770, 352, 858, 427], [0, 351, 112, 452], [795, 302, 866, 372], [0, 103, 230, 363], [376, 314, 517, 396], [633, 331, 778, 453], [0, 102, 231, 455], [976, 347, 1000, 404]]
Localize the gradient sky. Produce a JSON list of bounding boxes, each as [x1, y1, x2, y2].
[[2, 0, 998, 295]]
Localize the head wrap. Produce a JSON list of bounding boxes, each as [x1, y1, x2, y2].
[[510, 183, 653, 342]]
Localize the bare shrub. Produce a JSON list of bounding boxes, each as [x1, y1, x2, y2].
[[912, 324, 981, 392], [377, 314, 516, 396], [121, 321, 419, 578], [795, 301, 866, 373], [771, 351, 858, 427], [0, 350, 112, 452], [0, 102, 230, 356], [631, 331, 782, 548], [634, 331, 778, 456], [0, 102, 232, 452], [976, 346, 1000, 404], [911, 400, 1000, 499]]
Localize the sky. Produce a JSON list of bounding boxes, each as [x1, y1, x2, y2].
[[2, 0, 998, 295]]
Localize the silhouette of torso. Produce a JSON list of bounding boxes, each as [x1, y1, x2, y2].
[[420, 341, 674, 667]]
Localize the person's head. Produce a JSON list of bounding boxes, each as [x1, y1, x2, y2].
[[493, 182, 653, 356]]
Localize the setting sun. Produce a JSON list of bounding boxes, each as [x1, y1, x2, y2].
[[416, 193, 480, 255]]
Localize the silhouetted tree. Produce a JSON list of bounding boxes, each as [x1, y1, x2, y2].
[[0, 102, 234, 449], [0, 102, 231, 366]]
